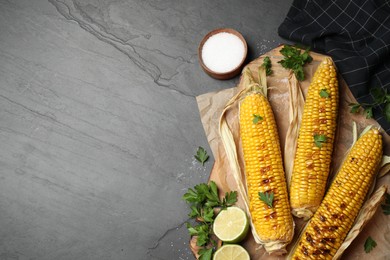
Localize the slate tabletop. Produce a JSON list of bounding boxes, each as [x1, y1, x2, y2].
[[0, 0, 293, 259]]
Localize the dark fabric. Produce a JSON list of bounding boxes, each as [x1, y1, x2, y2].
[[278, 0, 390, 133]]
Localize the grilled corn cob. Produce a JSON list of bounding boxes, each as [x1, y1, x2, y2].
[[240, 67, 294, 253], [290, 57, 339, 219], [290, 128, 383, 260]]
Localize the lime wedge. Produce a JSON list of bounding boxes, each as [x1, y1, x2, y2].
[[213, 244, 250, 260], [213, 206, 249, 243]]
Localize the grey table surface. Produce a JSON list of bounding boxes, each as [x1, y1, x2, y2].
[[0, 0, 293, 259]]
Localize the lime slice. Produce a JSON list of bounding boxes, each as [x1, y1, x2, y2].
[[213, 244, 250, 260], [213, 206, 249, 243]]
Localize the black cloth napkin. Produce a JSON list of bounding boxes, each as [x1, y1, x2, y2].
[[278, 0, 390, 133]]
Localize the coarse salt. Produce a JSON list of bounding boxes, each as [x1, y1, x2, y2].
[[201, 32, 245, 73]]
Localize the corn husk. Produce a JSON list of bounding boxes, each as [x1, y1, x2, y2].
[[283, 72, 304, 188], [219, 65, 293, 254]]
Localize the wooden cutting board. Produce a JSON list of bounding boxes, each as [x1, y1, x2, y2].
[[196, 46, 390, 259]]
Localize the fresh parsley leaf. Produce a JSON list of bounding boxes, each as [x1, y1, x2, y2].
[[221, 191, 238, 209], [253, 114, 263, 124], [364, 236, 377, 253], [349, 87, 390, 121], [189, 205, 201, 218], [182, 188, 201, 204], [349, 103, 361, 114], [385, 103, 390, 122], [186, 223, 211, 246], [262, 56, 272, 76], [199, 248, 213, 260], [371, 87, 386, 104], [258, 191, 274, 208], [386, 94, 390, 103], [202, 207, 214, 223], [364, 107, 374, 119], [278, 45, 313, 81], [183, 181, 238, 255], [381, 192, 390, 215], [195, 147, 209, 166], [320, 89, 330, 98], [197, 231, 210, 247], [314, 134, 327, 148]]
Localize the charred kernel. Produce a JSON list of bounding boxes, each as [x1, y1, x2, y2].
[[350, 157, 358, 163], [327, 226, 338, 231], [340, 203, 347, 209], [314, 225, 321, 234], [313, 249, 321, 255], [306, 232, 313, 243], [262, 178, 271, 184], [301, 246, 309, 256], [320, 215, 326, 222], [331, 214, 339, 219], [320, 237, 336, 244]]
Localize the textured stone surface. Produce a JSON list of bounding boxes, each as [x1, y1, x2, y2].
[[0, 0, 292, 259]]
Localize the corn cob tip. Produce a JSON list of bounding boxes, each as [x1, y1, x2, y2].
[[291, 207, 316, 220]]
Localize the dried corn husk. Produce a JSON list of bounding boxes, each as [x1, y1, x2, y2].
[[219, 65, 293, 254], [283, 72, 304, 187]]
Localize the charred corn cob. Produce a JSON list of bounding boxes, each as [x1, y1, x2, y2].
[[240, 67, 294, 253], [290, 57, 339, 219], [290, 128, 382, 260]]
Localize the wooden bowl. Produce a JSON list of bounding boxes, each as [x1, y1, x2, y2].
[[198, 28, 248, 80]]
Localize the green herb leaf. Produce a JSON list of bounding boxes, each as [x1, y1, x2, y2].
[[364, 107, 374, 119], [189, 205, 200, 218], [314, 134, 327, 148], [278, 45, 313, 81], [262, 56, 272, 76], [183, 181, 238, 252], [349, 103, 361, 114], [381, 193, 390, 215], [253, 114, 263, 124], [371, 87, 386, 104], [385, 103, 390, 122], [222, 191, 238, 209], [182, 188, 201, 204], [258, 191, 274, 208], [364, 236, 377, 253], [202, 207, 215, 223], [197, 229, 210, 246], [195, 146, 209, 166], [320, 89, 330, 98], [199, 248, 213, 260]]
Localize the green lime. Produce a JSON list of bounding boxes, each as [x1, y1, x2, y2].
[[213, 206, 249, 243], [213, 244, 250, 260]]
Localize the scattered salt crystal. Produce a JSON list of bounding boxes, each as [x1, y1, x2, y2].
[[201, 32, 245, 73]]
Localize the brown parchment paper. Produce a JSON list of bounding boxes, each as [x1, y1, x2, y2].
[[195, 46, 390, 259]]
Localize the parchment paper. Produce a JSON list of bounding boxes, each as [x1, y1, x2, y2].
[[195, 46, 390, 259]]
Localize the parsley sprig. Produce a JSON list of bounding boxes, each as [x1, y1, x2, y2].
[[320, 89, 330, 98], [195, 147, 210, 166], [314, 134, 327, 148], [258, 191, 274, 208], [278, 45, 313, 81], [253, 114, 263, 124], [364, 236, 377, 253], [262, 56, 272, 76], [349, 87, 390, 121], [182, 181, 237, 259]]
